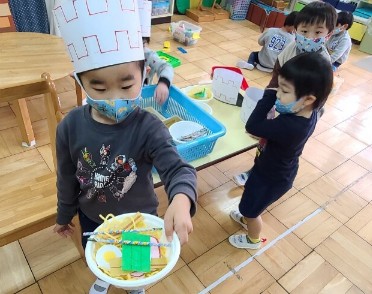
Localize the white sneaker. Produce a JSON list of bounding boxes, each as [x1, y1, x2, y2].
[[230, 210, 248, 230], [89, 279, 109, 294], [232, 171, 250, 186], [236, 60, 254, 70], [256, 64, 273, 73], [229, 234, 261, 249]]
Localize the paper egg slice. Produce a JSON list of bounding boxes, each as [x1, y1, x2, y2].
[[96, 245, 122, 270]]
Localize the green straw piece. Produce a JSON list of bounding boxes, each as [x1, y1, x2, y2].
[[122, 232, 151, 273]]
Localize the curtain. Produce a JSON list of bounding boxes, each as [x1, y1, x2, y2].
[[44, 0, 60, 36], [8, 0, 49, 33]]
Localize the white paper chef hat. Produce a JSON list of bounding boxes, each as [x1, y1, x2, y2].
[[212, 68, 244, 106], [138, 0, 152, 37], [53, 0, 144, 73]]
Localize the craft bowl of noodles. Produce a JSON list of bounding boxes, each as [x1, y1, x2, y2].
[[85, 212, 180, 290]]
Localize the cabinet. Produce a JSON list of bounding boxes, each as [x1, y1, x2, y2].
[[349, 20, 367, 41], [360, 29, 372, 54], [246, 2, 286, 32], [151, 0, 174, 24], [349, 0, 372, 42]]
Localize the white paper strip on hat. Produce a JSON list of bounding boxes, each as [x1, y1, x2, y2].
[[138, 0, 152, 37], [53, 0, 144, 73], [212, 68, 243, 105]]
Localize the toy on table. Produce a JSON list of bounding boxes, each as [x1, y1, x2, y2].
[[211, 66, 249, 107], [169, 121, 208, 144], [182, 84, 213, 102], [193, 88, 207, 99], [211, 66, 249, 90]]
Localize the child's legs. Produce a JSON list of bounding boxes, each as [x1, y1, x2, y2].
[[78, 209, 100, 249], [244, 216, 262, 240], [239, 170, 292, 238], [248, 51, 259, 65]]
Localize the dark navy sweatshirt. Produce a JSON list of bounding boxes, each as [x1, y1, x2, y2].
[[56, 106, 197, 225], [246, 89, 317, 184]]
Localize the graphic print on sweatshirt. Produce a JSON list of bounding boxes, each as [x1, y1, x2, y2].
[[76, 144, 138, 203], [256, 137, 267, 158], [328, 39, 339, 52], [267, 34, 287, 53]]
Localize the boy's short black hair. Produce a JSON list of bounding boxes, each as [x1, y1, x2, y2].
[[142, 37, 150, 44], [294, 1, 337, 33], [284, 11, 298, 27], [279, 52, 333, 110], [337, 11, 354, 30]]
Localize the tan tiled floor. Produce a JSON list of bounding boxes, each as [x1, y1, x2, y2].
[[1, 15, 372, 294]]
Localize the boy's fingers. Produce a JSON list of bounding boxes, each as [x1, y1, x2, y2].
[[164, 215, 174, 242], [176, 227, 188, 245]]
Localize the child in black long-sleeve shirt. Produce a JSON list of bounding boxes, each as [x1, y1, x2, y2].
[[229, 52, 333, 249]]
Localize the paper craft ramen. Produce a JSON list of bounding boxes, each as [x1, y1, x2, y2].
[[91, 213, 168, 280]]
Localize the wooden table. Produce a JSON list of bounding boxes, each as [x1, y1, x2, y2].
[[0, 32, 73, 146]]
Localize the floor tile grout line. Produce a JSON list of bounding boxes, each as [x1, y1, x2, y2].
[[199, 208, 324, 294], [198, 170, 371, 294], [16, 239, 38, 292]]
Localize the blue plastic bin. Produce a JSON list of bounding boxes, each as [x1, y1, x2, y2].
[[140, 85, 226, 163]]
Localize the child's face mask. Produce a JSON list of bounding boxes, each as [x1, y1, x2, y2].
[[76, 62, 145, 123], [295, 33, 326, 53], [275, 97, 304, 114], [333, 27, 342, 35], [86, 95, 141, 123]]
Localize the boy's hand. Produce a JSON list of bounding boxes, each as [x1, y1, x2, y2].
[[154, 82, 169, 105], [53, 222, 75, 238], [164, 194, 193, 245]]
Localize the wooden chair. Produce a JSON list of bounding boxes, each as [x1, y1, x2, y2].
[[42, 72, 85, 260], [0, 73, 85, 262]]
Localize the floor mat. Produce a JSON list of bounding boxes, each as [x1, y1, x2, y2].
[[353, 56, 372, 73]]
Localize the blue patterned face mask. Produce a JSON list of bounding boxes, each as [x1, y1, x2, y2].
[[73, 72, 143, 123], [333, 27, 342, 35], [295, 33, 326, 53], [275, 98, 303, 114], [86, 95, 141, 123]]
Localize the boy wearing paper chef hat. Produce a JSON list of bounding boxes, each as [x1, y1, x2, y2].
[[139, 0, 174, 104], [52, 1, 197, 293]]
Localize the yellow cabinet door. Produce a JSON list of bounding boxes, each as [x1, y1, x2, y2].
[[349, 21, 367, 42]]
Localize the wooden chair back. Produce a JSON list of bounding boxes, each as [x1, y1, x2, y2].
[[0, 73, 85, 262], [41, 72, 85, 261]]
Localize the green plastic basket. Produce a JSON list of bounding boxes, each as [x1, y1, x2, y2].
[[156, 51, 181, 68]]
